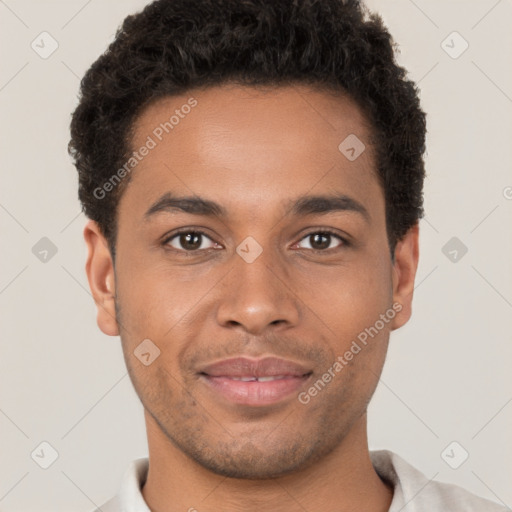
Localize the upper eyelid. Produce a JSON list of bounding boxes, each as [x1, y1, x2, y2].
[[163, 228, 218, 246], [162, 227, 215, 241], [163, 228, 348, 250], [294, 230, 348, 250]]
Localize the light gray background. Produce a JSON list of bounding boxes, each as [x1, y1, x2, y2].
[[1, 0, 511, 510]]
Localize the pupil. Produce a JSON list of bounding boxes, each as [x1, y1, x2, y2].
[[181, 233, 201, 250], [311, 233, 330, 250]]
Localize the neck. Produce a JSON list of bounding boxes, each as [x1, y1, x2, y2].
[[141, 411, 393, 512]]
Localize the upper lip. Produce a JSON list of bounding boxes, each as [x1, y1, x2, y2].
[[199, 356, 312, 378]]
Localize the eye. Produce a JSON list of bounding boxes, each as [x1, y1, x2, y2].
[[295, 230, 348, 251], [164, 230, 221, 252]]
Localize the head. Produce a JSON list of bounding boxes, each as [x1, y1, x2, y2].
[[70, 0, 425, 479]]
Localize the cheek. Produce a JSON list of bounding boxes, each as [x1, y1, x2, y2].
[[115, 230, 393, 348], [294, 257, 393, 340], [115, 256, 219, 343]]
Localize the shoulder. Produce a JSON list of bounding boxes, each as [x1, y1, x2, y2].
[[87, 457, 150, 512], [370, 450, 508, 512]]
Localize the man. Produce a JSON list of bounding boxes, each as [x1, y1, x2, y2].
[[68, 0, 506, 510]]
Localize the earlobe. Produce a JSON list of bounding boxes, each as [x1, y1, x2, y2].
[[390, 223, 420, 331], [83, 220, 119, 336]]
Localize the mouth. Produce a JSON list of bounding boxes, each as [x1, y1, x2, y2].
[[198, 356, 313, 406], [199, 373, 313, 406], [209, 375, 306, 382]]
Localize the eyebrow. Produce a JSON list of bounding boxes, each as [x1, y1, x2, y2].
[[145, 193, 225, 218], [144, 192, 370, 223], [289, 194, 370, 223]]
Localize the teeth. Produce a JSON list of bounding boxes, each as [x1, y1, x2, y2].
[[228, 375, 287, 382]]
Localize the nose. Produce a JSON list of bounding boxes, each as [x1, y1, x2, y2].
[[216, 247, 300, 335]]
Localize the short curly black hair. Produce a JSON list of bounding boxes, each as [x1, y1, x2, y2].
[[69, 0, 426, 259]]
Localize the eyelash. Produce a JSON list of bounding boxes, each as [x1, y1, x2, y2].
[[296, 228, 351, 252], [161, 228, 351, 255]]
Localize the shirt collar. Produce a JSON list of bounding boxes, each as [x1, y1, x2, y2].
[[108, 450, 474, 512]]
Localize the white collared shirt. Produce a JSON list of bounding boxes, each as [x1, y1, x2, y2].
[[91, 450, 508, 511]]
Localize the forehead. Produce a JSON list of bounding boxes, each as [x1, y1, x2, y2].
[[121, 84, 381, 220]]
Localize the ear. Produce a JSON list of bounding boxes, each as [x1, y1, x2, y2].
[[83, 220, 119, 336], [390, 222, 420, 331]]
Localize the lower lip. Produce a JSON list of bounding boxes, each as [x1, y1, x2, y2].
[[200, 374, 311, 406]]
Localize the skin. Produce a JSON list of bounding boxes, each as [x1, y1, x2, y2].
[[84, 84, 419, 512]]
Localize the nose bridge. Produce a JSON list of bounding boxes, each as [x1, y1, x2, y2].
[[215, 238, 299, 333]]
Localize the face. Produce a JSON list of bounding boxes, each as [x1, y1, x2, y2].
[[85, 84, 419, 479]]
